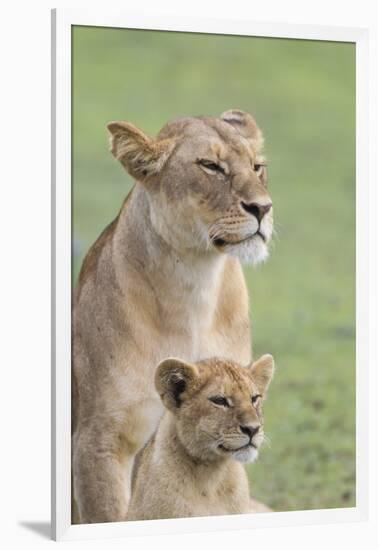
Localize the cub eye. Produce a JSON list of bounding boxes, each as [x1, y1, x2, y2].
[[251, 394, 261, 405], [209, 395, 230, 407], [197, 159, 226, 175], [253, 163, 266, 173]]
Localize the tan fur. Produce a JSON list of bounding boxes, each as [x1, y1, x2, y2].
[[72, 111, 274, 523], [127, 355, 274, 520]]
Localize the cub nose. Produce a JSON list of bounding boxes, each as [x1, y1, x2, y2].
[[240, 424, 260, 440], [241, 201, 272, 222]]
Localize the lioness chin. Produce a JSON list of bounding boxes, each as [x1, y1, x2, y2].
[[127, 354, 274, 520], [72, 110, 273, 523]]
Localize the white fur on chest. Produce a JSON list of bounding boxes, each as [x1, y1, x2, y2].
[[160, 253, 224, 325]]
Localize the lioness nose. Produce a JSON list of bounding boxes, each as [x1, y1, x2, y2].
[[240, 424, 260, 440], [241, 201, 272, 222]]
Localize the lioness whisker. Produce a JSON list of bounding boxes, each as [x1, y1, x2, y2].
[[262, 434, 272, 448]]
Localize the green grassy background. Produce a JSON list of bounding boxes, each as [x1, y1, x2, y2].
[[72, 26, 356, 512]]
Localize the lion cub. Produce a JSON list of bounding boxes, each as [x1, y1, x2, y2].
[[127, 354, 274, 520]]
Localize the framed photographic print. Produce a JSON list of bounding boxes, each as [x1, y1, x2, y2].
[[51, 8, 369, 541]]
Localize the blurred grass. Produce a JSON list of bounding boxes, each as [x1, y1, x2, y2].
[[72, 27, 355, 512]]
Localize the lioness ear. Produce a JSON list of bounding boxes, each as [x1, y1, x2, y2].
[[220, 109, 264, 152], [107, 121, 173, 181], [248, 354, 275, 395], [155, 358, 199, 412]]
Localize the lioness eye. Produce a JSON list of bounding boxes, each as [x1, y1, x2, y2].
[[251, 394, 261, 405], [254, 163, 266, 172], [197, 159, 225, 175], [209, 395, 230, 407]]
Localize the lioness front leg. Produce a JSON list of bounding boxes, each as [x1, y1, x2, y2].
[[72, 426, 134, 524]]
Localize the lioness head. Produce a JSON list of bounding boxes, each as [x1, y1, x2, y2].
[[155, 354, 274, 464], [107, 110, 273, 265]]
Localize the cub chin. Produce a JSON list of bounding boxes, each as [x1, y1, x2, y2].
[[127, 354, 274, 521]]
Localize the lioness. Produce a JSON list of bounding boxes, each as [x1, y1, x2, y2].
[[73, 110, 274, 523], [127, 354, 274, 520]]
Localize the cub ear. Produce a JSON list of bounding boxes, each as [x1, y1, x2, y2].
[[155, 358, 199, 412], [220, 109, 264, 153], [107, 121, 173, 182], [248, 354, 275, 395]]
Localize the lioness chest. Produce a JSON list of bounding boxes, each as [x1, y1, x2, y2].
[[74, 247, 251, 452]]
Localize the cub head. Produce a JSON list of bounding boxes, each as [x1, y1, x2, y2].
[[107, 110, 273, 265], [155, 354, 275, 464]]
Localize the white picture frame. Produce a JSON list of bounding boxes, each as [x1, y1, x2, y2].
[[51, 8, 369, 541]]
